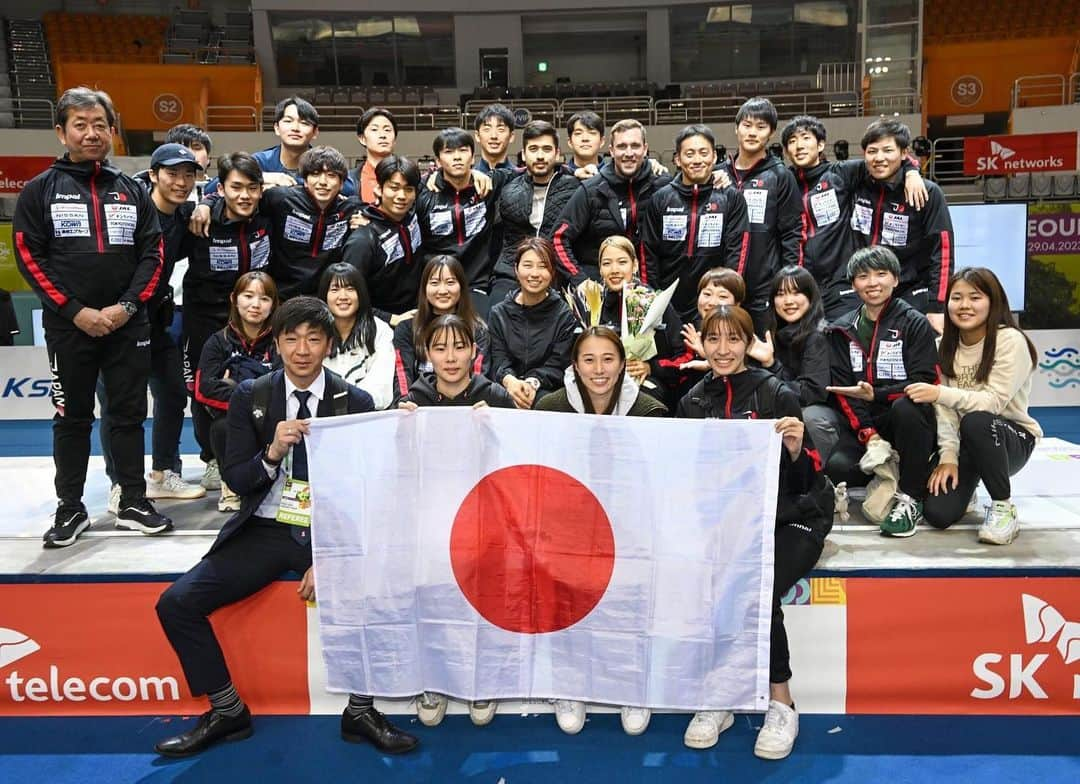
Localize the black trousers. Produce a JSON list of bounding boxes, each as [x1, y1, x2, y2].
[[209, 415, 229, 467], [827, 397, 936, 500], [924, 412, 1036, 529], [181, 306, 227, 464], [771, 524, 824, 684], [156, 518, 313, 696], [45, 320, 150, 507]]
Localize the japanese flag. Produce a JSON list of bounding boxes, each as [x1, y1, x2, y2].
[[305, 407, 779, 711]]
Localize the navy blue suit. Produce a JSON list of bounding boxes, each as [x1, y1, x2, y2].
[[157, 368, 373, 696]]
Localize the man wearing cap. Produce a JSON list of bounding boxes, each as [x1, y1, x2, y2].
[[97, 143, 208, 511]]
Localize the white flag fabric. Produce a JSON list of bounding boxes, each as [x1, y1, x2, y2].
[[305, 408, 780, 712]]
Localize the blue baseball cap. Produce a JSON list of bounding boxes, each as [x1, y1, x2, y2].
[[150, 143, 204, 171]]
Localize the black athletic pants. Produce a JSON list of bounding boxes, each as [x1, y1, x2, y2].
[[923, 412, 1036, 529], [771, 524, 825, 684], [45, 319, 151, 508], [181, 306, 227, 464]]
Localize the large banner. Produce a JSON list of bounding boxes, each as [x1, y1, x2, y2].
[[1025, 203, 1080, 330], [306, 409, 781, 712], [964, 132, 1079, 176], [0, 156, 55, 195]]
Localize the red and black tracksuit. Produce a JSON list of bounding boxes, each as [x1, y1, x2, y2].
[[849, 176, 954, 314], [825, 298, 940, 499], [677, 367, 833, 683], [182, 198, 273, 462], [391, 316, 491, 399], [552, 160, 672, 287], [341, 205, 423, 321], [13, 155, 164, 507], [641, 178, 751, 324], [715, 155, 802, 333]]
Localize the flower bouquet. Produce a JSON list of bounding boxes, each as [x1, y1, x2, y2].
[[620, 279, 678, 362], [563, 279, 606, 327]]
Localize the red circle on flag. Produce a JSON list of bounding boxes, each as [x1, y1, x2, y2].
[[450, 464, 616, 634]]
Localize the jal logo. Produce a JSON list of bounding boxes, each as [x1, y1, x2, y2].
[[971, 595, 1080, 701], [0, 627, 180, 705], [107, 192, 128, 202]]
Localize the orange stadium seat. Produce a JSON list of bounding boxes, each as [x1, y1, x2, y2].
[[44, 11, 167, 66]]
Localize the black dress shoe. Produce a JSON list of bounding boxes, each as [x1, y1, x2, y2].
[[155, 707, 253, 757], [341, 708, 419, 754]]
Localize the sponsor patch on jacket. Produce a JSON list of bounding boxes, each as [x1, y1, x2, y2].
[[881, 212, 909, 246], [875, 339, 906, 380], [50, 203, 91, 238], [463, 202, 487, 238], [698, 212, 725, 247], [407, 216, 421, 249], [429, 209, 453, 236], [250, 235, 271, 269], [381, 232, 404, 265], [742, 189, 768, 224], [209, 245, 239, 271], [322, 220, 348, 250], [104, 203, 137, 245], [284, 214, 314, 243], [851, 202, 873, 234], [849, 341, 864, 372], [662, 214, 688, 241], [810, 189, 841, 227]]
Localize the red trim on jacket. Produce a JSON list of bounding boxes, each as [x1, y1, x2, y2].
[[15, 231, 67, 307]]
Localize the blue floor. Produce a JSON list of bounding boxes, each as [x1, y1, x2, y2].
[[0, 714, 1077, 783], [2, 407, 1079, 459]]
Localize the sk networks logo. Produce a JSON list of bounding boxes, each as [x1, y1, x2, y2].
[[0, 627, 180, 704], [971, 595, 1080, 700], [991, 140, 1016, 160]]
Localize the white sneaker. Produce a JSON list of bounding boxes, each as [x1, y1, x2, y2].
[[468, 700, 497, 726], [754, 700, 799, 760], [107, 483, 121, 515], [416, 692, 448, 727], [217, 481, 241, 513], [201, 459, 221, 490], [978, 500, 1019, 545], [146, 470, 207, 500], [620, 706, 651, 735], [683, 710, 734, 749], [553, 700, 586, 734]]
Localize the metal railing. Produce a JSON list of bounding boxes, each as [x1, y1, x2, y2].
[[929, 136, 986, 205], [206, 105, 258, 132], [462, 99, 559, 128], [257, 104, 463, 133], [863, 88, 920, 116], [1071, 72, 1080, 104], [559, 96, 654, 126], [653, 96, 745, 125], [816, 61, 859, 95], [0, 97, 56, 129], [1012, 74, 1067, 108]]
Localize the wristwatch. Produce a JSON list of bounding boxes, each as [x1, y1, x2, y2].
[[120, 301, 139, 317], [525, 377, 541, 391]]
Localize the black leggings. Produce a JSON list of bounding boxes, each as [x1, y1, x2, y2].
[[923, 412, 1036, 529], [771, 524, 825, 684]]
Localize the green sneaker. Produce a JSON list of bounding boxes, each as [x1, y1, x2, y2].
[[880, 492, 922, 537], [978, 501, 1019, 545]]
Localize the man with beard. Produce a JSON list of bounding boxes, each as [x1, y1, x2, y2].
[[490, 120, 581, 303], [551, 119, 672, 286]]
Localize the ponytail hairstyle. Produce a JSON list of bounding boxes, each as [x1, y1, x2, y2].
[[939, 267, 1037, 384], [571, 325, 627, 415], [317, 262, 378, 357], [766, 265, 825, 353]]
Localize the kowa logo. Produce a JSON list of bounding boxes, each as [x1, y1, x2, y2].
[[0, 627, 180, 703], [976, 140, 1064, 173], [971, 595, 1080, 700]]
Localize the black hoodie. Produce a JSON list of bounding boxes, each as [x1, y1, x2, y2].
[[677, 367, 833, 540], [767, 321, 831, 407], [13, 156, 163, 326], [826, 297, 940, 442], [551, 159, 672, 287], [715, 154, 801, 306], [397, 372, 515, 408], [641, 177, 751, 323], [195, 322, 276, 416], [488, 289, 578, 392], [392, 316, 492, 398], [341, 204, 423, 320]]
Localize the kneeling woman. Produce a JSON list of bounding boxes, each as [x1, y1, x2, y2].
[[677, 305, 833, 761], [537, 326, 664, 735], [398, 314, 513, 728], [195, 272, 278, 512]]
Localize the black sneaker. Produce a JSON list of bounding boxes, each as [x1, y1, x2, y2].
[[43, 506, 91, 549], [115, 497, 174, 535]]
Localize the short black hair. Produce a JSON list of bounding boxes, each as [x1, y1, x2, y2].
[[474, 103, 514, 131], [781, 115, 827, 147], [433, 128, 475, 156], [217, 152, 263, 186], [165, 123, 212, 154], [847, 246, 901, 282], [675, 124, 715, 153], [272, 295, 336, 340], [522, 120, 559, 147], [861, 119, 912, 151], [56, 87, 116, 128], [274, 95, 319, 127], [423, 313, 476, 350], [375, 155, 421, 188], [735, 97, 778, 132], [357, 107, 398, 137], [299, 145, 348, 180], [566, 110, 604, 137]]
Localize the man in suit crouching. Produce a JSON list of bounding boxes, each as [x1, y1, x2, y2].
[[154, 296, 418, 757]]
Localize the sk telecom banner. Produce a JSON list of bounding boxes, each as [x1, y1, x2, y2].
[[963, 132, 1078, 176], [0, 156, 55, 195], [306, 409, 781, 712]]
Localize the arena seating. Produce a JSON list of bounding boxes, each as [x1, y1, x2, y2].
[[43, 11, 167, 64], [925, 0, 1080, 42], [2, 18, 55, 128]]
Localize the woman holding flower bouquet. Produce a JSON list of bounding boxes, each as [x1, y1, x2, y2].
[[489, 238, 578, 409], [677, 304, 833, 761]]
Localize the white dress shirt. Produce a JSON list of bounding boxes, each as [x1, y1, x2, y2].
[[254, 371, 325, 519]]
